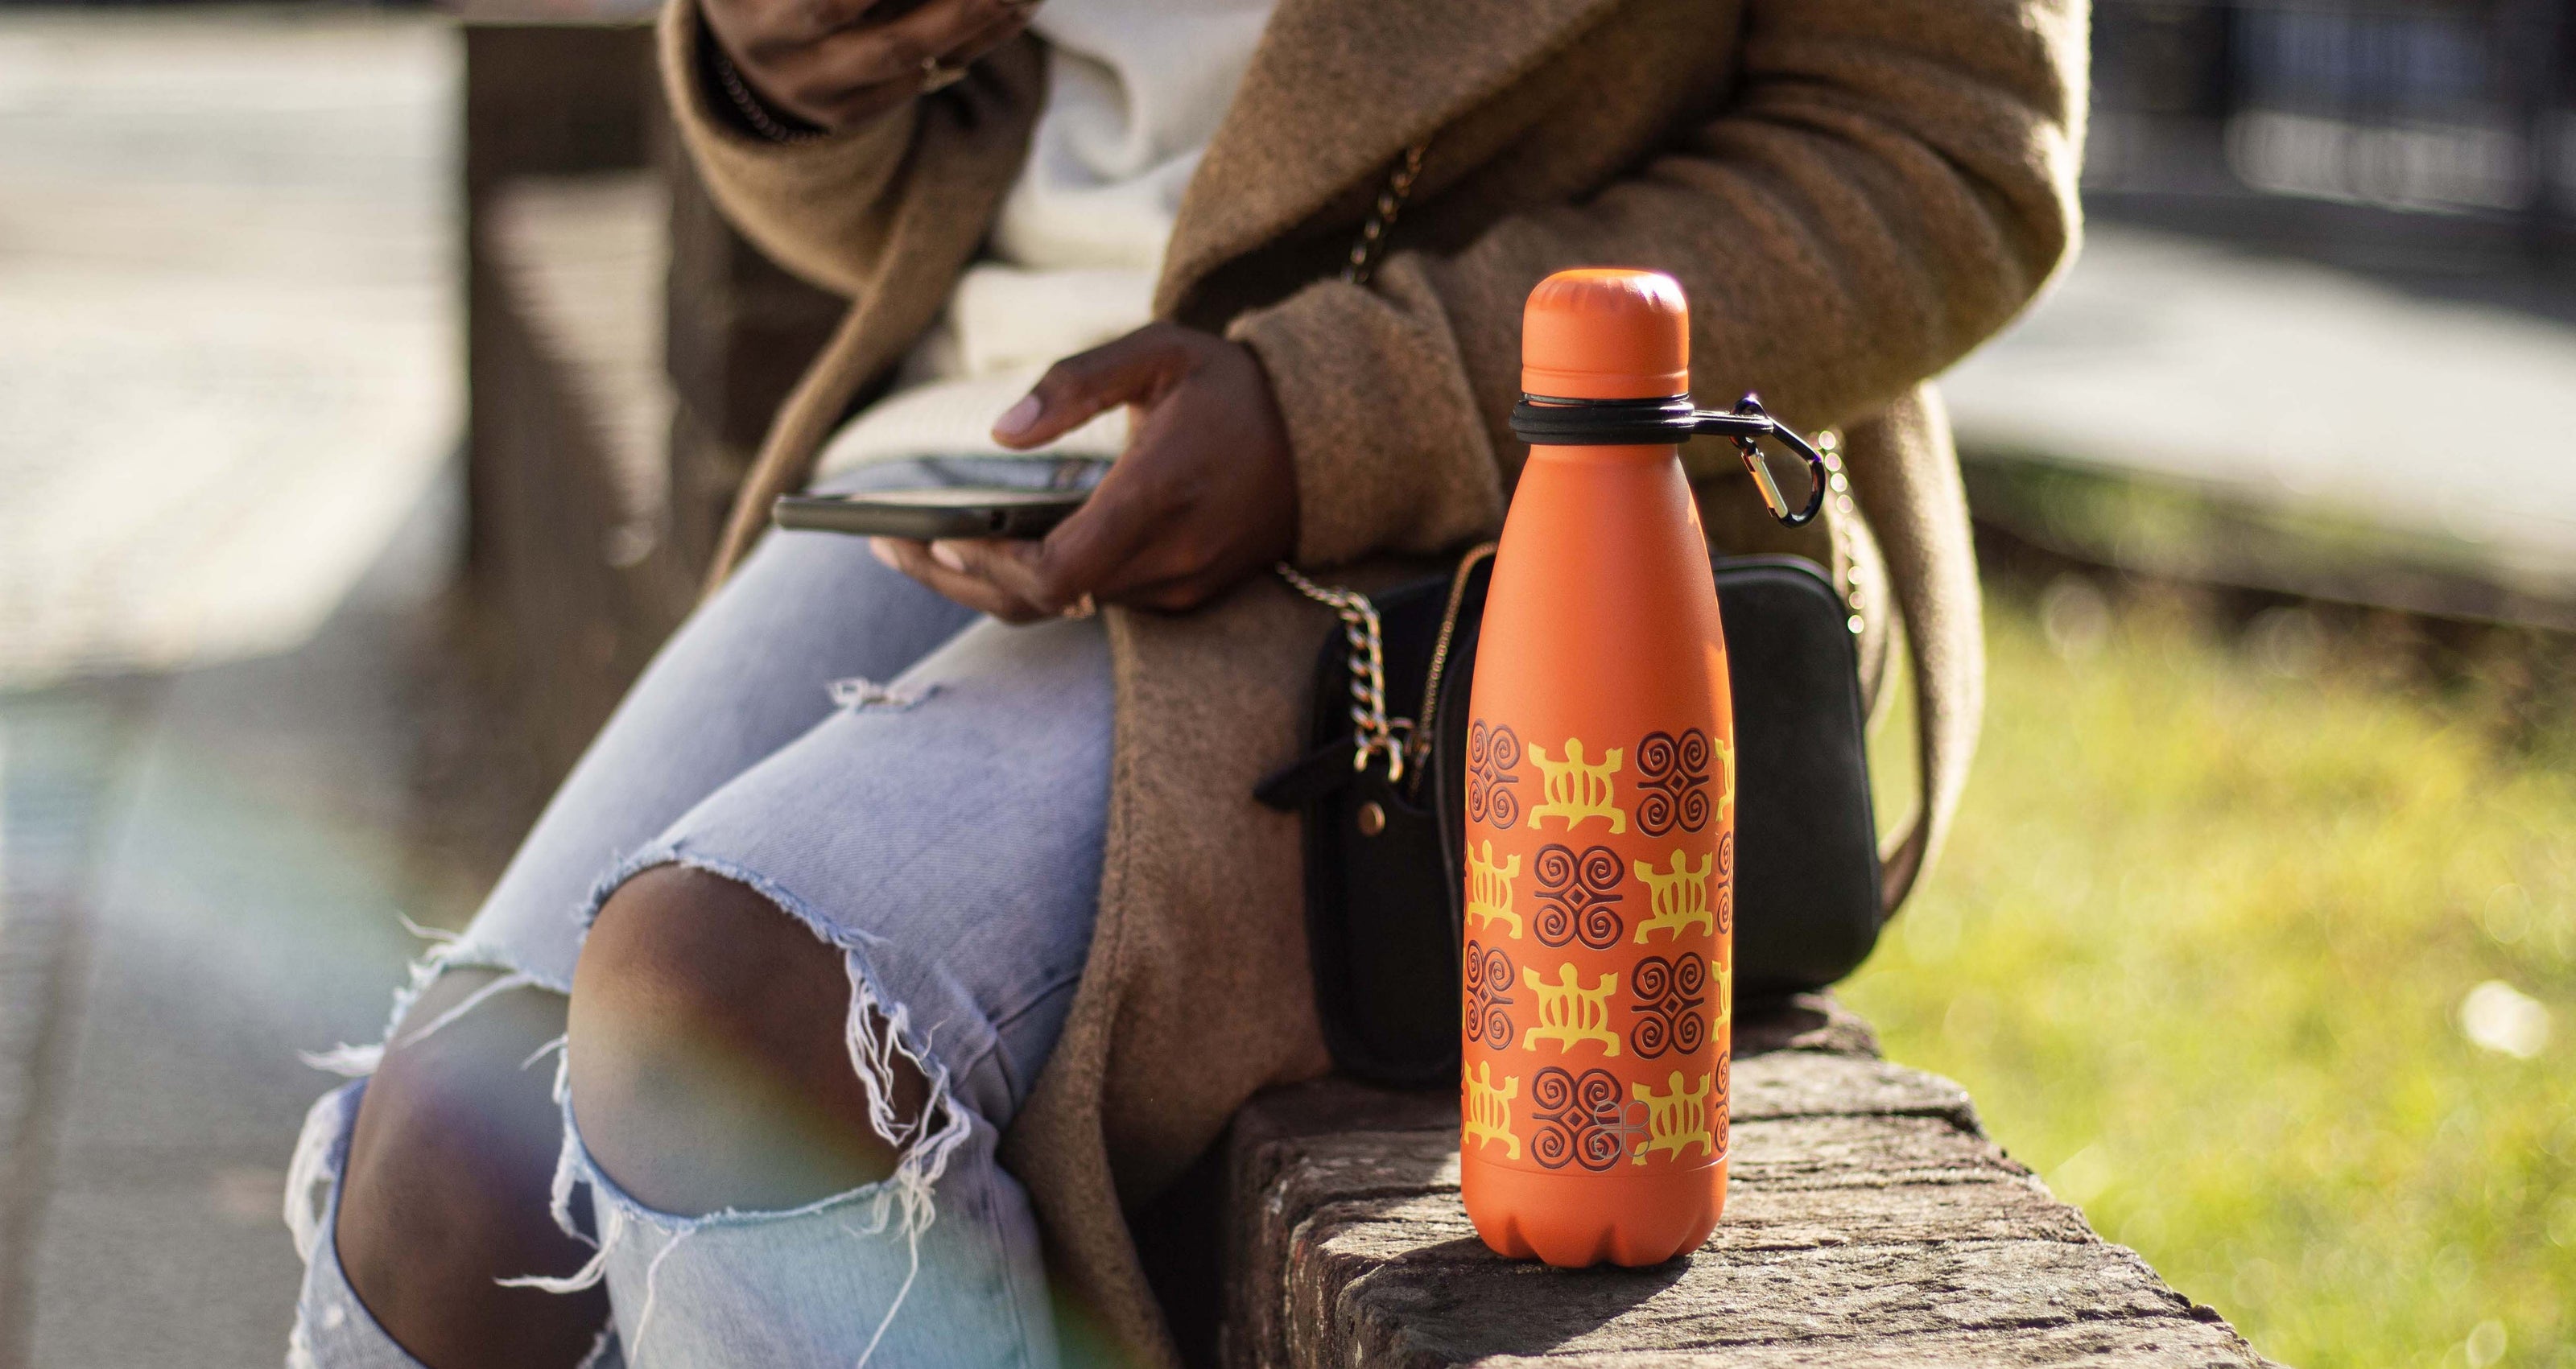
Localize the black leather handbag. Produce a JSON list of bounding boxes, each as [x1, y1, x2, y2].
[[1255, 141, 1891, 1085], [1254, 546, 1885, 1087]]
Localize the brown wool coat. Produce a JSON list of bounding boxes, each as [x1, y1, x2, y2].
[[656, 0, 2085, 1359]]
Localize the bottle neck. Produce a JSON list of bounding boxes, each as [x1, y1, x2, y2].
[[1522, 441, 1683, 468]]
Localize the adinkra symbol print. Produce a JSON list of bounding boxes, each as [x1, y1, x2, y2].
[[1629, 952, 1709, 1058], [1467, 720, 1521, 829], [1533, 843, 1624, 950], [1463, 940, 1517, 1049], [1634, 728, 1722, 838], [1530, 1066, 1633, 1172]]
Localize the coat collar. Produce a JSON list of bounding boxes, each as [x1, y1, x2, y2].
[[1155, 0, 1621, 315]]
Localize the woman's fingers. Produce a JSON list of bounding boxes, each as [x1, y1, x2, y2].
[[901, 469, 1175, 616], [791, 0, 1026, 91], [721, 0, 1035, 131], [868, 538, 1050, 623], [991, 324, 1188, 450], [968, 456, 1190, 612], [872, 324, 1295, 621]]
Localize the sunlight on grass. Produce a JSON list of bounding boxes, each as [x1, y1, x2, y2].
[[1845, 586, 2576, 1369]]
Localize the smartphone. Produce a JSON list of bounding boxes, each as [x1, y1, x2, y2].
[[772, 485, 1090, 540]]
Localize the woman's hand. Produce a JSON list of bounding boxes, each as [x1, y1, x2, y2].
[[702, 0, 1038, 133], [871, 323, 1301, 623]]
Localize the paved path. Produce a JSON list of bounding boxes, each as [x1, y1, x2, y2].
[[1941, 224, 2576, 599], [0, 11, 459, 1364], [0, 8, 457, 691], [0, 513, 451, 1369]]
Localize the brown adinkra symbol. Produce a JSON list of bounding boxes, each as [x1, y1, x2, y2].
[[1629, 952, 1708, 1058], [1530, 1066, 1627, 1171], [1634, 728, 1712, 837], [1463, 940, 1517, 1049], [1534, 843, 1624, 950], [1467, 720, 1521, 829], [1715, 832, 1735, 934]]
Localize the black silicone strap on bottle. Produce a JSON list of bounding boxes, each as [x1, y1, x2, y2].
[[1508, 392, 1828, 527]]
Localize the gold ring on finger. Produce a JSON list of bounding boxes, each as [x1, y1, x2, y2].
[[1061, 593, 1097, 621], [921, 56, 968, 92]]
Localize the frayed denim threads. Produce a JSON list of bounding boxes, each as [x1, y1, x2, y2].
[[285, 458, 1105, 1368]]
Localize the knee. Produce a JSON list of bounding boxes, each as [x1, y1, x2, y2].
[[568, 865, 924, 1218], [337, 971, 603, 1355]]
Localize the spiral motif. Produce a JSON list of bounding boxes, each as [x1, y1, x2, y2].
[[1635, 727, 1715, 837], [1532, 846, 1574, 945], [1676, 1006, 1707, 1054], [1530, 1123, 1570, 1167], [1581, 1117, 1627, 1169], [1530, 1066, 1626, 1172], [1529, 1067, 1574, 1168], [1629, 951, 1711, 1059], [1631, 1007, 1670, 1058], [1466, 720, 1523, 829], [1576, 847, 1623, 947], [1463, 941, 1516, 1048], [1534, 843, 1624, 949]]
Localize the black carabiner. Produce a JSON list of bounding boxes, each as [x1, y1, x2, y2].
[[1704, 396, 1826, 528], [1507, 391, 1828, 528]]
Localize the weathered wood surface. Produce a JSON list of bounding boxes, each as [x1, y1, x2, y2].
[[1221, 997, 2271, 1369]]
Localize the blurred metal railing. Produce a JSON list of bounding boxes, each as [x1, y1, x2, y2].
[[2087, 0, 2573, 246]]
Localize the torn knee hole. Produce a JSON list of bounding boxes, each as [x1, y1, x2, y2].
[[568, 864, 944, 1218]]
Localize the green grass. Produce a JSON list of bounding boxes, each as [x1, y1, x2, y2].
[[1843, 583, 2576, 1369]]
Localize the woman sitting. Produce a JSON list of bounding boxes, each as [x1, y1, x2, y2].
[[284, 0, 2083, 1363]]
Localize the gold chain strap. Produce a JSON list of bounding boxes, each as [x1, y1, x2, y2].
[[1276, 139, 1437, 782], [1343, 142, 1429, 287], [1277, 564, 1410, 783]]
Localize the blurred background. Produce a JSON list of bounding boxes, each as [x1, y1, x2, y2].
[[0, 1, 2570, 1365]]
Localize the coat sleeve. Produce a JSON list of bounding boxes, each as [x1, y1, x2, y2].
[[1228, 0, 2087, 568], [654, 0, 1042, 299]]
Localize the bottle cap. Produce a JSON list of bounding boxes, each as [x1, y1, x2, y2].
[[1520, 268, 1689, 400]]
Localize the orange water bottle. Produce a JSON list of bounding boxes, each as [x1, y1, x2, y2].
[[1459, 268, 1824, 1267]]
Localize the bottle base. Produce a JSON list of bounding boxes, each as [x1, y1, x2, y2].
[[1460, 1153, 1727, 1267]]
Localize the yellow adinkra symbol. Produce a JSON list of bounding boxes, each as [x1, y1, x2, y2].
[[1466, 841, 1523, 939], [1715, 734, 1738, 825], [1631, 1070, 1718, 1165], [1463, 1062, 1520, 1159], [1632, 848, 1715, 944], [1519, 963, 1621, 1056], [1527, 739, 1626, 833]]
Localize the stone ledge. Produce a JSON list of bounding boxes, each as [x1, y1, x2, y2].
[[1220, 996, 2272, 1369]]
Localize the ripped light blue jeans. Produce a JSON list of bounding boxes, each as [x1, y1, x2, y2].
[[285, 459, 1111, 1369]]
